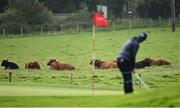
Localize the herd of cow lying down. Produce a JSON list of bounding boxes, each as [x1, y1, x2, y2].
[[1, 58, 171, 70]]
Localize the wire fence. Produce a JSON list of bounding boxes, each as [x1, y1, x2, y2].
[[0, 18, 180, 36], [0, 68, 146, 90]]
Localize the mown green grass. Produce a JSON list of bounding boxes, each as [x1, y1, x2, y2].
[[0, 85, 122, 96], [0, 27, 180, 107], [0, 84, 180, 107]]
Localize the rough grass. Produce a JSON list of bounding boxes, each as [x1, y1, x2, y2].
[[0, 27, 180, 107]]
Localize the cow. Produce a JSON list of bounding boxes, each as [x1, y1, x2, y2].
[[90, 59, 117, 69], [137, 58, 171, 66], [25, 61, 40, 69], [135, 62, 145, 69], [135, 58, 152, 69], [1, 59, 19, 70], [146, 58, 171, 66], [47, 59, 75, 70]]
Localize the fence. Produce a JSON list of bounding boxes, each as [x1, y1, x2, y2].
[[0, 70, 143, 90], [0, 18, 180, 36]]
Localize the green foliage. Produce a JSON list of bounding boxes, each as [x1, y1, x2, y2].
[[0, 0, 8, 13], [50, 9, 91, 32], [136, 0, 180, 19], [108, 0, 125, 18], [0, 0, 52, 34], [0, 8, 30, 34], [39, 0, 78, 13], [15, 0, 52, 26]]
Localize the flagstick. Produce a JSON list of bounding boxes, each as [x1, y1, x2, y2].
[[134, 72, 150, 90], [92, 25, 96, 96]]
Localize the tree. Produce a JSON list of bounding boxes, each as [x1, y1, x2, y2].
[[39, 0, 78, 13], [109, 0, 125, 18], [0, 0, 8, 13], [171, 0, 176, 32], [14, 0, 52, 26], [175, 0, 180, 18], [0, 0, 52, 34], [136, 0, 171, 19]]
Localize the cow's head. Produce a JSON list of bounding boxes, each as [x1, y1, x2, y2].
[[47, 59, 56, 65], [142, 58, 152, 66], [90, 59, 102, 68], [1, 59, 8, 66]]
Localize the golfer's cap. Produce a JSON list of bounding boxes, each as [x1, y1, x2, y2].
[[139, 32, 147, 40]]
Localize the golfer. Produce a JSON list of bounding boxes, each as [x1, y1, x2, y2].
[[117, 32, 147, 94]]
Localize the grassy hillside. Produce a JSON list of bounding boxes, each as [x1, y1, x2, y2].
[[0, 27, 180, 107]]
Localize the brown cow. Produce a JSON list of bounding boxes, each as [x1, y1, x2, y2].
[[90, 59, 117, 69], [47, 59, 75, 70], [25, 61, 40, 69], [143, 58, 171, 66]]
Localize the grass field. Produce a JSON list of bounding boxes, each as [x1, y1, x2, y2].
[[0, 85, 123, 96], [1, 84, 180, 107], [0, 27, 180, 107]]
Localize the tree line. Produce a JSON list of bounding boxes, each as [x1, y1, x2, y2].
[[0, 0, 180, 34], [0, 0, 52, 34], [1, 0, 180, 18]]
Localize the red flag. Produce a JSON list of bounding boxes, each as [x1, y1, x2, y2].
[[93, 12, 109, 27]]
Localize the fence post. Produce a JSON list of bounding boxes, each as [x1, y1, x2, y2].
[[9, 72, 12, 82], [3, 28, 5, 36], [70, 72, 73, 84], [113, 21, 115, 30], [169, 18, 171, 26], [143, 18, 145, 25], [129, 19, 132, 31], [41, 26, 43, 34], [150, 18, 153, 25], [71, 23, 73, 33], [76, 23, 79, 33], [21, 27, 23, 35], [53, 28, 56, 35], [159, 16, 162, 24], [61, 25, 64, 33]]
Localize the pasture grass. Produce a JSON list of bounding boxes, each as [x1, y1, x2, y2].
[[0, 27, 180, 107]]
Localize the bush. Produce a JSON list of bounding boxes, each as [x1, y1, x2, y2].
[[51, 9, 91, 32], [0, 0, 52, 34], [15, 0, 52, 26], [0, 8, 30, 34]]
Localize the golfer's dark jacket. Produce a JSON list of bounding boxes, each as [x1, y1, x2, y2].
[[117, 36, 143, 71]]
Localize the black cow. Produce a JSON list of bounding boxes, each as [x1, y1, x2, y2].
[[1, 59, 19, 70], [135, 58, 152, 69], [135, 62, 145, 69]]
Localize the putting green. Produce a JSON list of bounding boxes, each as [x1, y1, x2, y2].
[[0, 85, 123, 96]]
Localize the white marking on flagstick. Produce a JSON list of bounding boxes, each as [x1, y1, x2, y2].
[[92, 25, 96, 96], [93, 25, 95, 39], [92, 53, 95, 71]]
